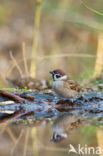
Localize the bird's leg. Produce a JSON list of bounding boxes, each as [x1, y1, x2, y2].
[[70, 97, 78, 103], [70, 98, 74, 103]]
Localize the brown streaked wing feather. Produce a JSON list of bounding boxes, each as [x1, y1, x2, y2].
[[64, 78, 84, 92]]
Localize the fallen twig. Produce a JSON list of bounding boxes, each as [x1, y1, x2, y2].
[[20, 93, 35, 101], [0, 90, 27, 103], [0, 108, 25, 123], [23, 111, 34, 118]]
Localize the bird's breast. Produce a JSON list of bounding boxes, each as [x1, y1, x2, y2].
[[52, 81, 64, 90], [52, 81, 64, 96]]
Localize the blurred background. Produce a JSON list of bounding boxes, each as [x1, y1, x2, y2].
[[0, 0, 103, 88], [0, 0, 103, 156]]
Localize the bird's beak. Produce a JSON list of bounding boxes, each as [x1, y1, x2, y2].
[[50, 71, 53, 74]]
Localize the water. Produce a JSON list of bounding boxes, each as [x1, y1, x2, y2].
[[0, 90, 103, 156]]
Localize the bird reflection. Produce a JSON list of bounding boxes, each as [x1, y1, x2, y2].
[[51, 113, 82, 143]]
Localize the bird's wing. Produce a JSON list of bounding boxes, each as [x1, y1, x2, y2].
[[64, 78, 84, 92]]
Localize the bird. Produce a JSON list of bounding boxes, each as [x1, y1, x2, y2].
[[50, 69, 86, 98], [51, 114, 81, 142]]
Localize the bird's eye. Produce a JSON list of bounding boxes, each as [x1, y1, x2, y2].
[[56, 74, 61, 78]]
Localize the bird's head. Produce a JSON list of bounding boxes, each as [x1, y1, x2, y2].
[[50, 69, 67, 81], [50, 132, 67, 143]]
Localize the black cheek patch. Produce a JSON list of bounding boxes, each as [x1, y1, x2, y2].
[[56, 75, 61, 78]]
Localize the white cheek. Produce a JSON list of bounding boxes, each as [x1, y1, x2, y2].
[[54, 75, 58, 81], [60, 75, 67, 80]]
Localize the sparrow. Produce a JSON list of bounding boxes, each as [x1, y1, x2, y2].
[[50, 69, 85, 98], [51, 114, 81, 142]]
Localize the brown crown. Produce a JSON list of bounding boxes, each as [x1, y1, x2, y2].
[[53, 69, 66, 76]]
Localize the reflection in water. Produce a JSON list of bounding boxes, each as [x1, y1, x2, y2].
[[0, 117, 102, 156], [51, 114, 82, 142]]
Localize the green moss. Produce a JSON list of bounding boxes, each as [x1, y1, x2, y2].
[[22, 87, 28, 93], [1, 88, 16, 92]]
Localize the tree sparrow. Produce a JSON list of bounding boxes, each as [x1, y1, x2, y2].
[[50, 69, 85, 98], [51, 114, 81, 142]]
